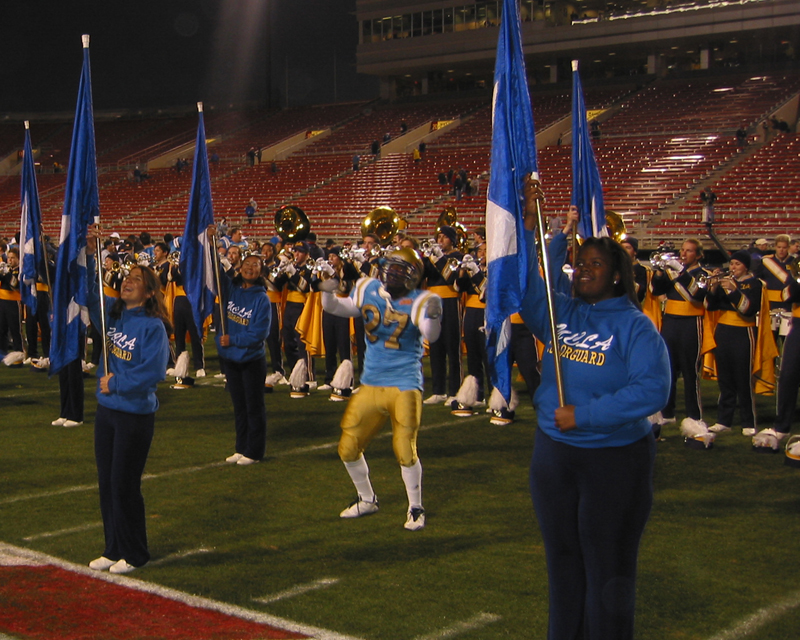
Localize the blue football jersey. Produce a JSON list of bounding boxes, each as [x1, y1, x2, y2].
[[352, 278, 438, 391]]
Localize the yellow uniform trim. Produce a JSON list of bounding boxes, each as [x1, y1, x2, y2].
[[717, 310, 755, 327], [767, 290, 783, 302], [0, 290, 21, 301], [427, 285, 459, 299], [267, 290, 282, 304], [287, 290, 308, 304], [36, 283, 49, 292], [665, 299, 704, 317], [465, 294, 484, 309], [103, 286, 120, 299]]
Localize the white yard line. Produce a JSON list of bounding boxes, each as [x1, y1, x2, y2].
[[411, 612, 502, 640], [22, 521, 103, 542], [147, 547, 213, 566], [706, 590, 800, 640], [254, 578, 340, 604], [0, 542, 365, 640]]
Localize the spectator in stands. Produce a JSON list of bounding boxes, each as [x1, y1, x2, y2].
[[412, 148, 421, 163], [256, 148, 262, 164], [400, 121, 408, 134], [438, 172, 448, 186], [247, 148, 256, 167], [700, 187, 716, 230], [736, 126, 748, 147], [271, 161, 279, 173], [245, 202, 256, 225], [352, 154, 360, 171], [210, 152, 220, 167], [590, 119, 601, 139], [453, 173, 464, 201], [383, 132, 391, 144], [418, 141, 426, 156], [222, 227, 248, 251], [371, 140, 380, 155]]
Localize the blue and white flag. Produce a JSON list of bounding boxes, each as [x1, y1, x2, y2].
[[571, 60, 607, 239], [485, 0, 539, 402], [50, 35, 100, 375], [19, 122, 43, 315], [180, 103, 216, 333]]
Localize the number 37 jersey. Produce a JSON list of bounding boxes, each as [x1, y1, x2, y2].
[[352, 278, 439, 392]]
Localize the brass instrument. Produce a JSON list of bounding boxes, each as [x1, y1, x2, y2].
[[441, 254, 479, 280], [697, 269, 731, 289], [168, 251, 181, 266], [574, 210, 627, 243], [420, 238, 439, 258], [274, 205, 310, 242], [110, 256, 137, 276], [361, 207, 402, 247], [311, 256, 335, 280]]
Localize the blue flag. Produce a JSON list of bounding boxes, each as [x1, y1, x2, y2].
[[19, 122, 44, 315], [571, 60, 607, 239], [180, 103, 216, 333], [50, 35, 100, 375], [485, 0, 539, 402]]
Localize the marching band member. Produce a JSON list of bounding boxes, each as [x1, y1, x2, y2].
[[261, 242, 285, 382], [273, 241, 315, 390], [85, 229, 170, 575], [167, 252, 206, 378], [754, 234, 794, 344], [24, 243, 55, 368], [313, 248, 360, 394], [452, 244, 488, 411], [704, 252, 764, 435], [522, 178, 670, 640], [321, 247, 442, 530], [216, 247, 272, 466], [0, 247, 23, 359], [422, 225, 463, 404], [650, 239, 709, 432]]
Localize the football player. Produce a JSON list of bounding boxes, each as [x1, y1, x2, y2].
[[321, 247, 442, 530]]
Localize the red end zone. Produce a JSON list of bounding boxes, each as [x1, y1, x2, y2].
[[0, 544, 326, 640]]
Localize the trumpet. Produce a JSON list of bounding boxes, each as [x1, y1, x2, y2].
[[311, 256, 335, 280], [649, 250, 679, 271], [697, 269, 731, 289], [420, 239, 440, 258], [110, 257, 137, 276], [340, 246, 366, 263], [168, 251, 181, 266]]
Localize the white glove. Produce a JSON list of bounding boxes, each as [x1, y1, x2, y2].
[[425, 296, 443, 320], [283, 262, 296, 277], [321, 262, 335, 277], [219, 257, 232, 271], [279, 253, 292, 264], [431, 245, 444, 260], [465, 260, 480, 276], [665, 259, 683, 272]]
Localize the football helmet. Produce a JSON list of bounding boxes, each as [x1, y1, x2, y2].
[[381, 247, 424, 295]]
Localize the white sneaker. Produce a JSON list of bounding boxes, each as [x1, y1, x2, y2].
[[214, 372, 226, 379], [166, 368, 176, 376], [236, 456, 259, 466], [63, 420, 83, 428], [195, 369, 206, 378], [423, 394, 447, 405], [89, 556, 116, 571], [225, 453, 243, 463], [109, 559, 138, 575], [661, 416, 677, 425], [404, 507, 426, 531], [318, 384, 332, 391], [51, 417, 67, 426], [307, 381, 318, 390], [742, 427, 756, 437], [708, 423, 731, 434], [277, 376, 290, 385], [340, 496, 379, 518]]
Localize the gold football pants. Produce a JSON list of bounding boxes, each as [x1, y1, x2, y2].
[[338, 385, 422, 467]]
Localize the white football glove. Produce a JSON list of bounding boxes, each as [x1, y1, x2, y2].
[[665, 259, 683, 272], [425, 296, 443, 320], [462, 255, 480, 275], [431, 245, 444, 260], [320, 261, 335, 277]]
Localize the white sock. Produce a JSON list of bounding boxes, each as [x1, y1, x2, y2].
[[343, 455, 375, 502], [401, 459, 423, 509]]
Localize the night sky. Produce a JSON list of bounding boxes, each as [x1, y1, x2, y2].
[[0, 0, 377, 114]]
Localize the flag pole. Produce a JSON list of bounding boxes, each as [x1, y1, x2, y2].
[[199, 101, 226, 338], [528, 178, 566, 406]]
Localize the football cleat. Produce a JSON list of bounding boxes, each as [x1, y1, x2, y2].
[[404, 507, 426, 531], [340, 496, 379, 518]]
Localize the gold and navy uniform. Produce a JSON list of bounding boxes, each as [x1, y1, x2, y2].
[[274, 260, 314, 374], [455, 264, 488, 401], [424, 249, 463, 397], [754, 254, 795, 312], [774, 279, 800, 433], [705, 274, 761, 430], [0, 262, 22, 353], [650, 264, 708, 420]]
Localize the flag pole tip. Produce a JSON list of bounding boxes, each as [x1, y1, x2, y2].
[[197, 102, 203, 113], [82, 34, 90, 48], [571, 60, 579, 71], [24, 120, 30, 129]]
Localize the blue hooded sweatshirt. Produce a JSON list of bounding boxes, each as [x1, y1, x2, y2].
[[519, 230, 670, 448], [215, 275, 271, 364], [87, 255, 169, 415]]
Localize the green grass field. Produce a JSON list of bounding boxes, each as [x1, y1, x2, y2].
[[2, 344, 800, 640]]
